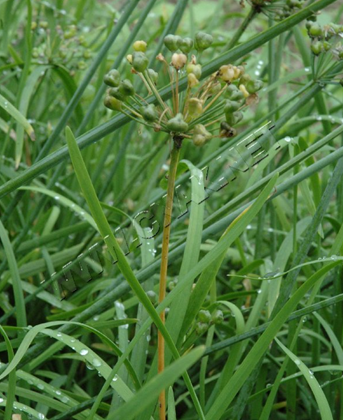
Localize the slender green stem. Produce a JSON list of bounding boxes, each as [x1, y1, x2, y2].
[[158, 138, 182, 420]]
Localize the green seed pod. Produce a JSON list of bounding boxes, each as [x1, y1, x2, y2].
[[186, 63, 202, 79], [196, 322, 209, 335], [32, 47, 39, 58], [226, 84, 244, 101], [211, 309, 224, 325], [108, 87, 126, 101], [118, 79, 135, 97], [140, 104, 158, 122], [163, 34, 182, 52], [104, 95, 122, 111], [193, 134, 206, 147], [246, 79, 263, 94], [179, 37, 194, 53], [104, 69, 121, 87], [39, 21, 48, 29], [309, 23, 323, 37], [194, 124, 212, 139], [187, 73, 199, 88], [311, 40, 323, 55], [31, 22, 37, 30], [239, 73, 251, 85], [148, 68, 158, 85], [226, 110, 243, 126], [198, 310, 212, 323], [224, 100, 240, 113], [194, 31, 213, 52], [132, 51, 149, 73], [323, 41, 331, 51], [133, 40, 147, 52], [187, 98, 203, 121], [168, 280, 176, 291], [83, 49, 91, 59], [167, 113, 188, 133], [209, 81, 221, 96], [146, 290, 157, 304], [77, 61, 86, 70], [78, 35, 87, 46]]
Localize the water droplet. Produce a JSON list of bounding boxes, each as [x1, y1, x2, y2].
[[317, 116, 322, 121], [92, 358, 102, 367], [86, 364, 94, 370], [37, 384, 45, 390], [56, 332, 62, 337], [304, 67, 310, 72], [93, 316, 99, 321], [112, 375, 118, 382], [331, 255, 337, 260], [54, 196, 60, 200], [258, 60, 264, 65], [294, 359, 301, 365], [61, 396, 69, 403], [255, 70, 260, 76], [284, 136, 292, 143], [146, 334, 151, 341], [56, 390, 61, 396], [38, 414, 45, 419], [0, 398, 3, 403], [257, 289, 262, 294], [80, 349, 89, 356]]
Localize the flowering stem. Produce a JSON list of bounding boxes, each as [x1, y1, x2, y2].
[[158, 137, 182, 420]]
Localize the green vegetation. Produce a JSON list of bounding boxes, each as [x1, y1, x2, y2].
[[0, 0, 343, 419]]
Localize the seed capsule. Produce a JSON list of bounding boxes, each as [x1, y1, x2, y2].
[[179, 37, 194, 53], [311, 40, 323, 55], [219, 122, 237, 138], [226, 110, 243, 126], [224, 100, 240, 113], [108, 87, 126, 101], [167, 113, 188, 133], [164, 34, 182, 52], [104, 69, 121, 87], [239, 84, 250, 98], [194, 31, 213, 52], [132, 52, 149, 72], [196, 322, 209, 335], [186, 63, 202, 79], [148, 68, 158, 84], [226, 84, 244, 101], [171, 53, 187, 70], [246, 79, 263, 94], [140, 104, 158, 122], [104, 96, 122, 111], [211, 309, 224, 325], [187, 73, 199, 88], [133, 40, 147, 52], [118, 79, 135, 97]]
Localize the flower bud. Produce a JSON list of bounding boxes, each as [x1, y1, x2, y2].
[[311, 40, 323, 55], [164, 34, 182, 52], [132, 51, 149, 73], [224, 100, 240, 114], [133, 40, 147, 52], [148, 68, 158, 84], [78, 61, 86, 70], [109, 87, 126, 101], [179, 37, 194, 53], [211, 309, 224, 325], [218, 65, 235, 82], [187, 73, 199, 88], [239, 84, 250, 98], [194, 31, 213, 52], [226, 110, 243, 126], [126, 54, 133, 64], [226, 84, 244, 101], [39, 21, 48, 29], [167, 113, 188, 133], [31, 22, 37, 30], [219, 122, 237, 138], [104, 95, 122, 111], [196, 322, 209, 335], [246, 79, 263, 94], [146, 290, 157, 304], [186, 63, 202, 79], [118, 79, 135, 96], [193, 134, 206, 147], [32, 47, 39, 58], [104, 69, 121, 87], [171, 53, 187, 70], [140, 104, 158, 122], [198, 310, 212, 323]]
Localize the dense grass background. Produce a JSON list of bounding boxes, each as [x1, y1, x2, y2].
[[0, 0, 343, 419]]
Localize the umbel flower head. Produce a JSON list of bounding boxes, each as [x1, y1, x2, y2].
[[104, 32, 263, 147]]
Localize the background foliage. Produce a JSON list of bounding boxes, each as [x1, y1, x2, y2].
[[0, 0, 343, 419]]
